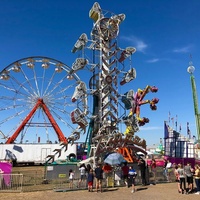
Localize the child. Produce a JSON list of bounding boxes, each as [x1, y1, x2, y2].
[[87, 168, 94, 192], [69, 169, 74, 189], [128, 166, 137, 193]]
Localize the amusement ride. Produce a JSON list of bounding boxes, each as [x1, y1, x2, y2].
[[0, 2, 159, 164]]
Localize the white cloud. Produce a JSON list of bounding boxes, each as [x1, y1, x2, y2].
[[121, 35, 148, 53], [146, 58, 159, 63], [173, 45, 192, 53]]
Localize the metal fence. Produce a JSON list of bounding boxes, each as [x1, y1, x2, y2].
[[0, 166, 176, 193], [0, 174, 23, 192]]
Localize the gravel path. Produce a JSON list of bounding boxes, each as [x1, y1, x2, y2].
[[0, 182, 200, 200]]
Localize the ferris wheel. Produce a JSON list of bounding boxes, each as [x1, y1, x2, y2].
[[0, 56, 86, 144]]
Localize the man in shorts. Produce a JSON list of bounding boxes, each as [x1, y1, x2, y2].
[[184, 162, 193, 193], [121, 162, 129, 186], [94, 162, 104, 193]]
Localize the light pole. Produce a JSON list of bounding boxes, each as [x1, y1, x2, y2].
[[187, 62, 200, 141]]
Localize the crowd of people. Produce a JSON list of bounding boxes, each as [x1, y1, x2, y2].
[[68, 158, 145, 194], [173, 162, 200, 195], [157, 158, 200, 195], [67, 157, 200, 195]]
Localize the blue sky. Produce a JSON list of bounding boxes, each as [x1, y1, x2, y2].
[[0, 0, 200, 146]]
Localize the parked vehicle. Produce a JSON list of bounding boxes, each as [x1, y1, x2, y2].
[[0, 143, 77, 166]]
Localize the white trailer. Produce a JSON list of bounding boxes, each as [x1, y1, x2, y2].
[[0, 143, 77, 165]]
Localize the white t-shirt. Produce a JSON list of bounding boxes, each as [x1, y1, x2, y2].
[[166, 162, 172, 169], [69, 172, 74, 180], [79, 166, 86, 175]]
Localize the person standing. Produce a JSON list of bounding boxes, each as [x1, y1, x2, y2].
[[69, 169, 75, 189], [114, 165, 122, 186], [102, 162, 112, 186], [150, 158, 157, 184], [94, 162, 104, 193], [87, 169, 94, 192], [166, 159, 172, 182], [177, 163, 187, 194], [128, 166, 137, 193], [78, 164, 87, 188], [163, 158, 168, 181], [86, 164, 92, 176], [194, 164, 200, 195], [0, 168, 4, 189], [184, 162, 193, 193], [174, 164, 181, 193], [138, 158, 146, 185], [121, 162, 129, 186], [86, 163, 92, 184]]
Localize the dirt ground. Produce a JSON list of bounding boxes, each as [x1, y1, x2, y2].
[[0, 182, 200, 200]]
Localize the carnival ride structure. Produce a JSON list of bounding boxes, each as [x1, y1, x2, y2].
[[0, 2, 159, 164]]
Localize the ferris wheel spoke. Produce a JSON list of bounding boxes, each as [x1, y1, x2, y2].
[[40, 67, 46, 97], [42, 116, 50, 142], [42, 70, 56, 97], [32, 66, 40, 97], [0, 82, 30, 101], [55, 95, 71, 101], [0, 96, 28, 103], [44, 75, 68, 97], [49, 104, 71, 116], [0, 104, 26, 112], [0, 109, 26, 125], [48, 100, 75, 108], [54, 83, 77, 96], [20, 67, 39, 97], [60, 102, 75, 108], [20, 123, 29, 143], [49, 108, 74, 129], [9, 75, 36, 98]]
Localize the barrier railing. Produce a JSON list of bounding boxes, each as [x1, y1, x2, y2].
[[0, 174, 23, 192], [0, 166, 177, 193]]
